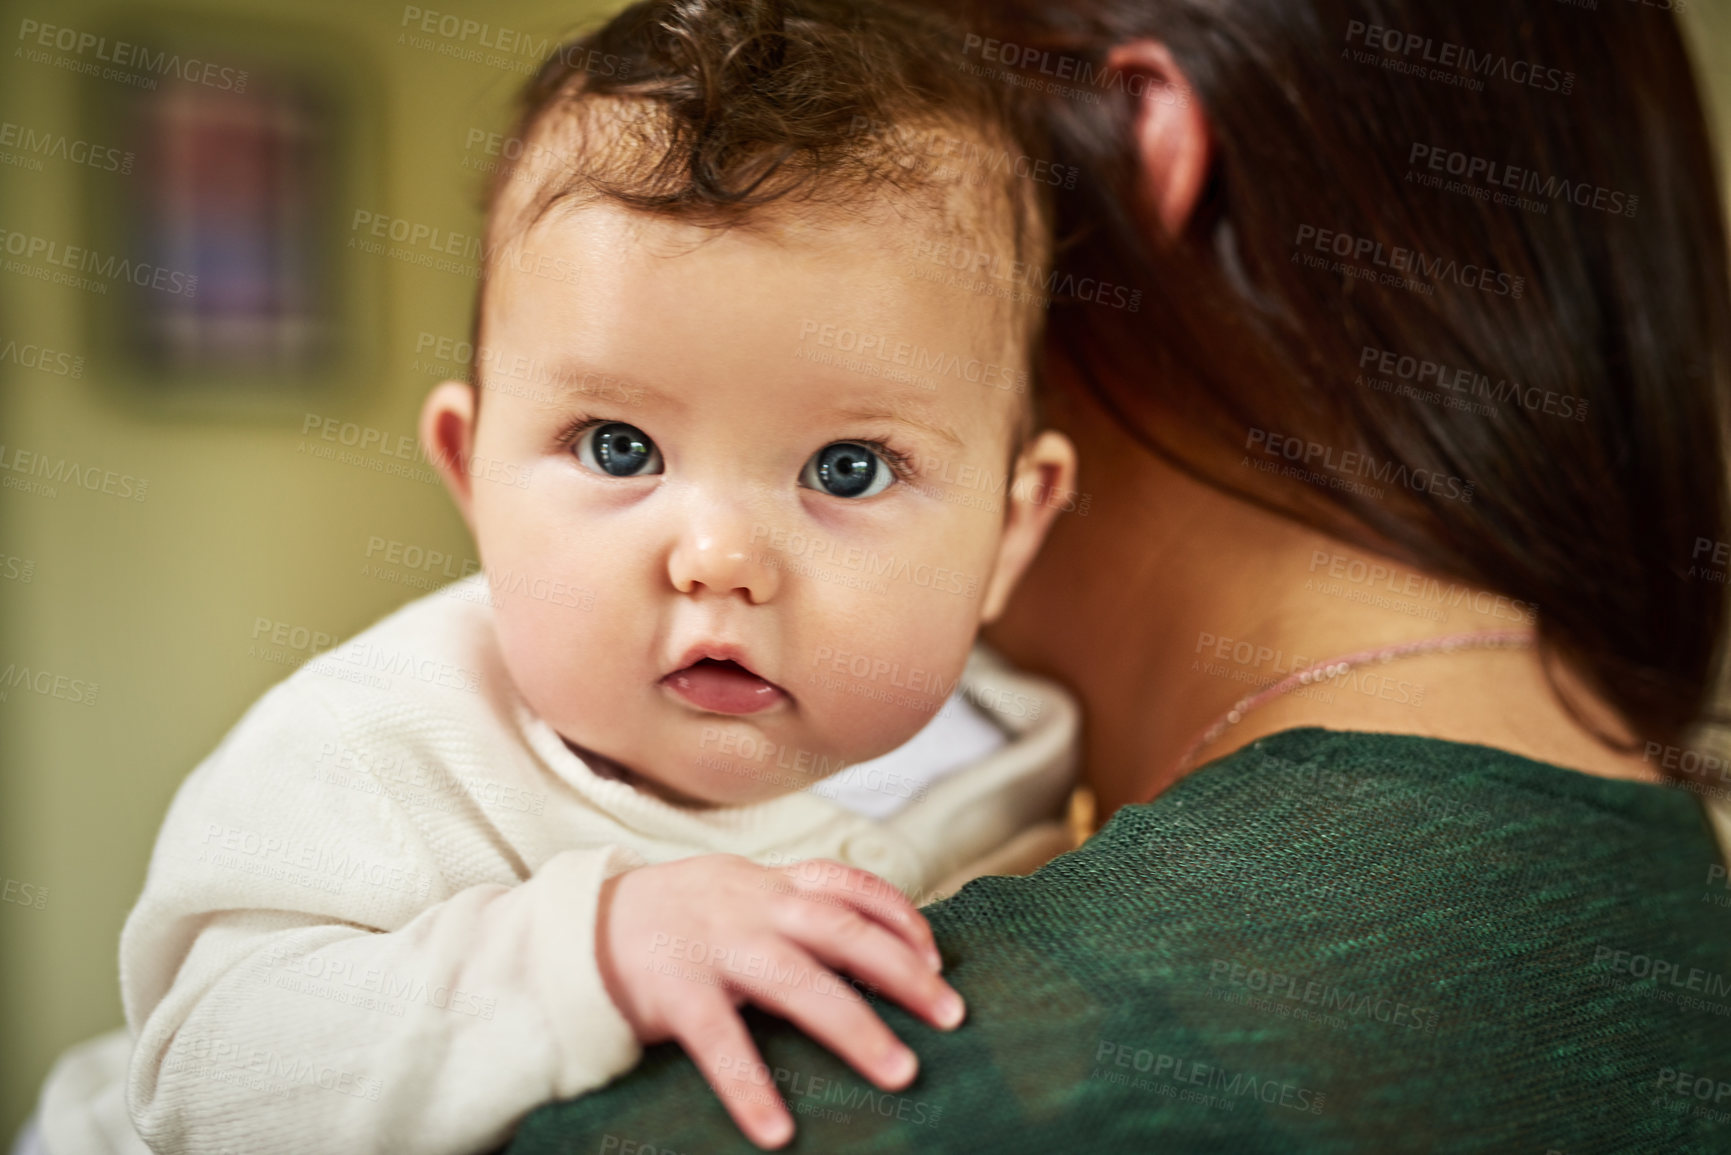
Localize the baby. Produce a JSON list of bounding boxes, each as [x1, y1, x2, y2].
[[33, 2, 1081, 1154]]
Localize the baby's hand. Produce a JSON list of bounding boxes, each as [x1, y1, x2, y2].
[[594, 855, 966, 1149]]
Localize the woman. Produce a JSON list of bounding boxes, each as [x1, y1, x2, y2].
[[505, 0, 1731, 1151]]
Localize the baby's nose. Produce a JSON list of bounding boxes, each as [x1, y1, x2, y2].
[[666, 515, 780, 604]]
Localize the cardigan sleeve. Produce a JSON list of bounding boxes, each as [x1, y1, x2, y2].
[[120, 679, 645, 1155]]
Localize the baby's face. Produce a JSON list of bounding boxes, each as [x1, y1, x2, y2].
[[425, 200, 1068, 806]]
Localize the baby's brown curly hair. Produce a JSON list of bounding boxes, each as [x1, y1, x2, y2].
[[471, 0, 1053, 397]]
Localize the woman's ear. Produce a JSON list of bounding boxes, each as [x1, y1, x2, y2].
[[1105, 40, 1212, 238], [981, 430, 1081, 624], [420, 381, 479, 527]]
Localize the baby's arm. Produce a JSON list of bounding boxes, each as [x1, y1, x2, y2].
[[127, 847, 645, 1154], [595, 856, 968, 1149], [122, 678, 962, 1155], [121, 685, 647, 1155]]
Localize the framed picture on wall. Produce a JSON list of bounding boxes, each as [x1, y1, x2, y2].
[[79, 14, 381, 412]]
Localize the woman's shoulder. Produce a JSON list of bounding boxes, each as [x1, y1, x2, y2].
[[507, 727, 1731, 1154], [999, 725, 1711, 922], [979, 726, 1722, 1004], [1136, 724, 1691, 829]]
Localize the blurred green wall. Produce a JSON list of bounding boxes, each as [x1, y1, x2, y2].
[[0, 0, 1727, 1143], [0, 0, 615, 1135], [1696, 4, 1731, 167]]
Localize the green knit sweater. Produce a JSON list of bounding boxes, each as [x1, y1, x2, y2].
[[508, 729, 1731, 1154]]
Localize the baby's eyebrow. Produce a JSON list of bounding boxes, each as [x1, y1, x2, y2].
[[830, 401, 965, 449], [533, 361, 681, 409]]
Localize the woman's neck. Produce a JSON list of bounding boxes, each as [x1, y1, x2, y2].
[[986, 391, 1663, 821]]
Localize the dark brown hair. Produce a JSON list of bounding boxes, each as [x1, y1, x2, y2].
[[469, 0, 1050, 369], [961, 0, 1731, 757]]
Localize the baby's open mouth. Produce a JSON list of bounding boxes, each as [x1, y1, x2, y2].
[[661, 658, 789, 716]]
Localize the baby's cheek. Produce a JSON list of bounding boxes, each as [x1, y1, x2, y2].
[[491, 584, 619, 724], [490, 593, 575, 705], [796, 592, 978, 756], [477, 499, 634, 692]]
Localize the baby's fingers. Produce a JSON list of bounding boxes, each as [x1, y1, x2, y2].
[[734, 942, 920, 1092], [795, 910, 966, 1034], [673, 998, 794, 1150], [778, 859, 940, 970]]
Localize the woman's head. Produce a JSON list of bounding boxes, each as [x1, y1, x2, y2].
[[966, 0, 1731, 753]]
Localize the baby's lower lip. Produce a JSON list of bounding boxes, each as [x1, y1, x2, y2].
[[661, 659, 788, 716]]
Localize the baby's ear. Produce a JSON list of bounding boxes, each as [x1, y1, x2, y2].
[[420, 381, 479, 526], [980, 430, 1080, 623]]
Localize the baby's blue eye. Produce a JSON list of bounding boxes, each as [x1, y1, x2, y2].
[[577, 423, 663, 478], [800, 442, 893, 499]]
